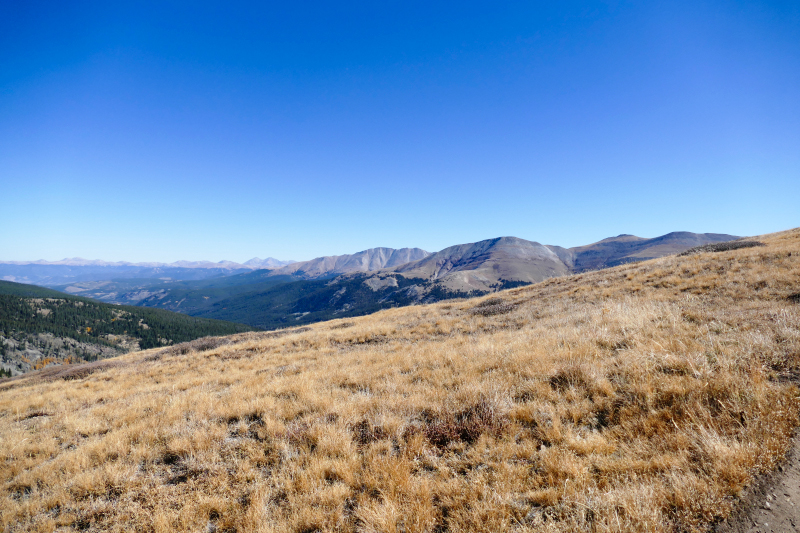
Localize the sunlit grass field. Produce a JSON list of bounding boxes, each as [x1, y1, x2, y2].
[[1, 228, 799, 532]]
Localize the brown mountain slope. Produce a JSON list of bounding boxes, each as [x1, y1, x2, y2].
[[1, 228, 798, 532], [391, 236, 570, 292]]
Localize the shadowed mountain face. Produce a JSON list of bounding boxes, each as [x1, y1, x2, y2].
[[267, 247, 430, 279], [378, 232, 738, 293]]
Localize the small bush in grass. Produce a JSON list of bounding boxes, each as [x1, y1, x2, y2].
[[410, 400, 509, 448], [351, 419, 388, 446]]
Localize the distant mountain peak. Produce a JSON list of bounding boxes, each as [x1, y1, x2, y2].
[[268, 247, 430, 279]]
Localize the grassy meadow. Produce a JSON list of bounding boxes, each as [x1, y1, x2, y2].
[[1, 228, 799, 532]]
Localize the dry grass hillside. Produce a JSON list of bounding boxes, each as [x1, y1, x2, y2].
[[1, 228, 799, 533]]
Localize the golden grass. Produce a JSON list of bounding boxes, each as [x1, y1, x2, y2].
[[1, 229, 799, 532]]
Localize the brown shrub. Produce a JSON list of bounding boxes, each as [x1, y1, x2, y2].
[[413, 400, 509, 448], [549, 365, 592, 392], [351, 420, 388, 446]]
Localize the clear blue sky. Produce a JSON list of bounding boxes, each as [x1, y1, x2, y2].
[[2, 1, 798, 263]]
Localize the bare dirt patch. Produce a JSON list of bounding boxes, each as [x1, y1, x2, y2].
[[716, 431, 800, 532]]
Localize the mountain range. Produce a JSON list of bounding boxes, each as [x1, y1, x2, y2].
[[130, 231, 738, 328], [241, 257, 296, 269], [390, 231, 737, 293], [2, 231, 739, 331], [0, 230, 741, 363]]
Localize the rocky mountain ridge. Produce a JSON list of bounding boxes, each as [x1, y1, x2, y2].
[[172, 231, 741, 329], [361, 231, 739, 294], [550, 231, 739, 272]]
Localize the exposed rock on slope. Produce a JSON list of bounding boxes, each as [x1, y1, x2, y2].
[[392, 237, 570, 292]]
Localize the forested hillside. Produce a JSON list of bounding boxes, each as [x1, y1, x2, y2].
[[0, 281, 256, 376], [183, 273, 494, 330]]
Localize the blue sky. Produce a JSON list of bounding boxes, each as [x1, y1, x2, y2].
[[1, 1, 798, 262]]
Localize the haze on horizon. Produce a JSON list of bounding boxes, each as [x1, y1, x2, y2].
[[1, 1, 798, 264]]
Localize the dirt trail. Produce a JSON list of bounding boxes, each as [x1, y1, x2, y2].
[[716, 433, 800, 532]]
